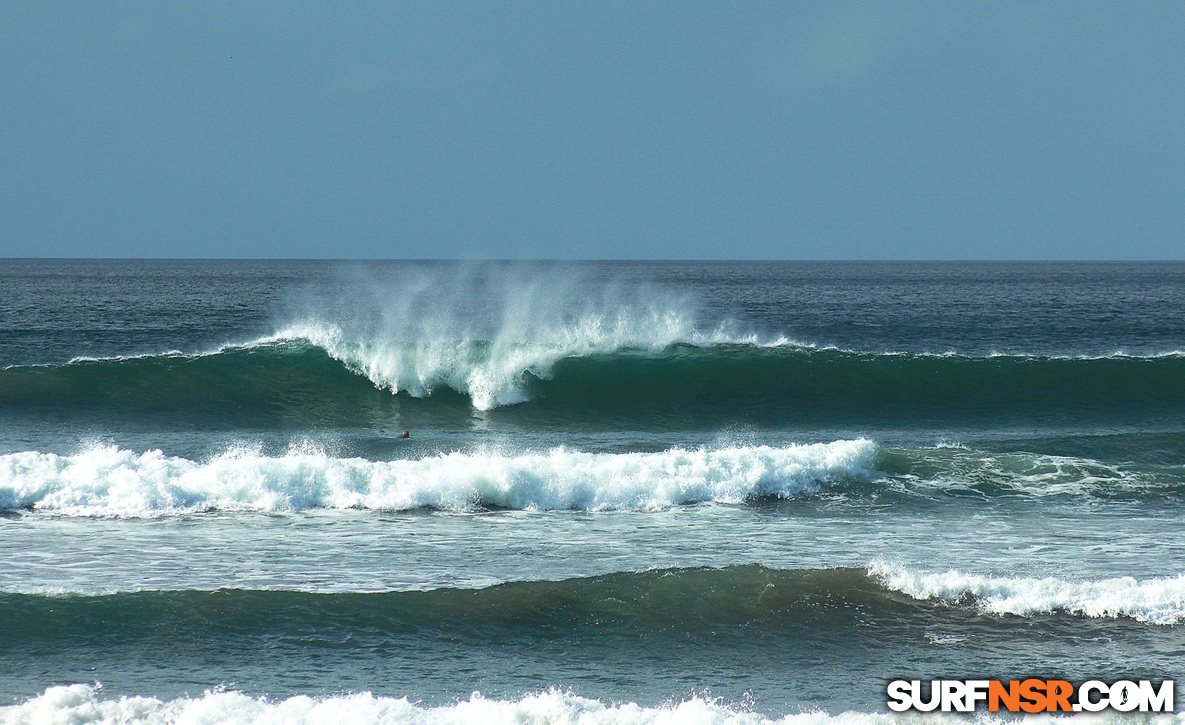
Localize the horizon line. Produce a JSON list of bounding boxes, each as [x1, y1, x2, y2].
[[2, 257, 1184, 264]]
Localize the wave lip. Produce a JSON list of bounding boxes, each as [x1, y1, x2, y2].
[[266, 316, 780, 410], [6, 334, 1185, 431], [0, 440, 877, 517], [872, 561, 1185, 625], [269, 327, 1185, 413], [6, 341, 1185, 430], [266, 265, 771, 410]]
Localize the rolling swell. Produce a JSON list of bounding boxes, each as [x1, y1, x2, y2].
[[3, 341, 1185, 429], [4, 565, 1179, 649], [0, 342, 400, 427], [0, 567, 887, 642], [525, 345, 1185, 430], [7, 566, 1183, 719]]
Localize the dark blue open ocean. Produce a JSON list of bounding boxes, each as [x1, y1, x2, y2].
[[2, 260, 1184, 723]]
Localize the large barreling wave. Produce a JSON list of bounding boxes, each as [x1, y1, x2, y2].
[[4, 345, 1185, 430], [266, 263, 759, 410], [4, 264, 1185, 429]]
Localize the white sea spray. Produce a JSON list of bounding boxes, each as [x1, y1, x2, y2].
[[0, 440, 877, 517]]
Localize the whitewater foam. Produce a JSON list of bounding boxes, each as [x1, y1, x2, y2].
[[263, 265, 801, 408], [872, 562, 1185, 625], [282, 326, 1185, 412], [879, 445, 1185, 499], [266, 320, 773, 410], [0, 440, 876, 517], [12, 329, 1185, 418], [6, 684, 1182, 725]]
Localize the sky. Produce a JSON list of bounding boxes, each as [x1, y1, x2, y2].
[[1, 2, 1182, 260]]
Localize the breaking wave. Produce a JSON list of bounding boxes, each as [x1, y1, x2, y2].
[[4, 265, 1185, 425], [4, 342, 1185, 430], [4, 440, 1184, 517], [872, 562, 1185, 625], [5, 565, 1182, 629], [0, 440, 877, 517]]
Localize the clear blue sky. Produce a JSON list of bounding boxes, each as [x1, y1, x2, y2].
[[2, 2, 1182, 259]]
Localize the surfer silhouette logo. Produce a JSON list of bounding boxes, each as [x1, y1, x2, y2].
[[1116, 683, 1131, 707]]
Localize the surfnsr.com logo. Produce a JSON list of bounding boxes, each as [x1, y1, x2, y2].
[[887, 679, 1175, 713]]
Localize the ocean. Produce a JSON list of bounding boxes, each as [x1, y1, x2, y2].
[[1, 259, 1184, 723]]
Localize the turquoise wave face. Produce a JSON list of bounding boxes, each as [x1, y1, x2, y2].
[[4, 341, 1185, 431]]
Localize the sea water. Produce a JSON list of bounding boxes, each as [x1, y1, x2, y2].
[[2, 260, 1184, 722]]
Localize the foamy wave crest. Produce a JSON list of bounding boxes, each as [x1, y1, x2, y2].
[[268, 319, 698, 410], [872, 562, 1185, 625], [267, 264, 780, 409], [8, 685, 1182, 725], [0, 440, 876, 517]]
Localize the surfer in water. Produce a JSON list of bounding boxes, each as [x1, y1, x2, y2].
[[400, 430, 410, 439]]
